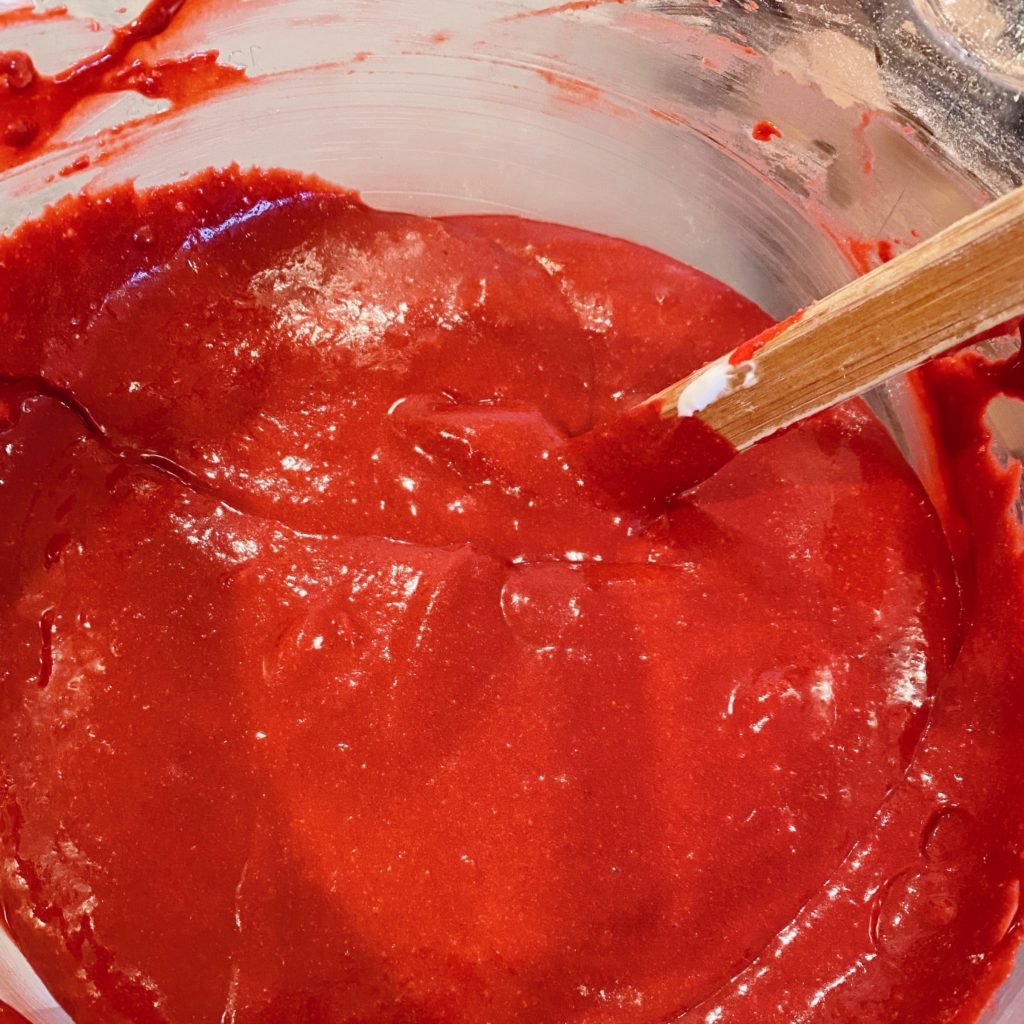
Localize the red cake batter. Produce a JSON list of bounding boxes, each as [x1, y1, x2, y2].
[[0, 165, 1021, 1024]]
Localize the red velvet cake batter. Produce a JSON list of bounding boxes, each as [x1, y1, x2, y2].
[[0, 166, 1021, 1024]]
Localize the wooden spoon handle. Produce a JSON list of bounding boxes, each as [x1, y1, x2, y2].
[[653, 185, 1024, 449]]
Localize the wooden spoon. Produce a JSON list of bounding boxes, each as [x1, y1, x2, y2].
[[577, 185, 1024, 509]]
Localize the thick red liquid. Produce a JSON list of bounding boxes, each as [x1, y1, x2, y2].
[[0, 168, 1021, 1024]]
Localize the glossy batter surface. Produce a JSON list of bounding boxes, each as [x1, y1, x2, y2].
[[0, 168, 1020, 1024]]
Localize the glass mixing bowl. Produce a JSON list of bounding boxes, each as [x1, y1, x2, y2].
[[0, 0, 1020, 1020]]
